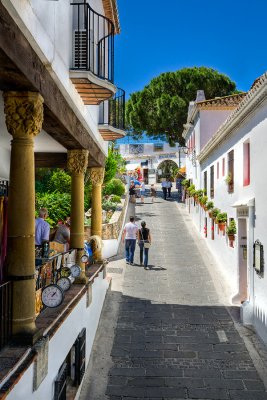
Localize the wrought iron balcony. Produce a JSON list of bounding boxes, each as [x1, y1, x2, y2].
[[99, 88, 126, 140], [70, 1, 116, 104]]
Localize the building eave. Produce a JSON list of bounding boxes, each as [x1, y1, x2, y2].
[[102, 0, 120, 34], [198, 72, 267, 163]]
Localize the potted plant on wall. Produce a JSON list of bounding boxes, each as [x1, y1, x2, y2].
[[200, 195, 208, 209], [211, 208, 220, 221], [206, 201, 214, 217], [226, 220, 236, 247], [216, 212, 228, 231]]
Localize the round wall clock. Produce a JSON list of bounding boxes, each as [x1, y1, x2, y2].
[[80, 254, 89, 263], [42, 284, 64, 308], [56, 277, 71, 291], [70, 264, 82, 278]]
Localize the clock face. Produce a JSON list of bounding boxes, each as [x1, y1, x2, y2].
[[80, 254, 89, 263], [56, 277, 71, 291], [42, 284, 64, 308], [70, 264, 82, 278]]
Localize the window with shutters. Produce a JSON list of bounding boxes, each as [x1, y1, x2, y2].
[[228, 150, 234, 193], [217, 162, 219, 179], [222, 158, 225, 176], [243, 142, 250, 186], [54, 363, 67, 400], [203, 171, 207, 195], [75, 328, 86, 386], [210, 165, 214, 198]]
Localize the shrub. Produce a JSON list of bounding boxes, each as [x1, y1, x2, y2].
[[206, 201, 214, 210], [110, 194, 121, 203], [182, 179, 190, 188], [48, 169, 71, 193], [102, 200, 117, 212], [35, 192, 71, 227], [226, 220, 237, 235], [216, 212, 227, 223], [211, 208, 220, 219], [103, 178, 125, 196]]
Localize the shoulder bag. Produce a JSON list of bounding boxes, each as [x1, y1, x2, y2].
[[140, 229, 151, 249]]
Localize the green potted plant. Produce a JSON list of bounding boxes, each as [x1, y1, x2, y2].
[[216, 212, 227, 231], [200, 195, 208, 209], [225, 173, 232, 184], [211, 208, 220, 221], [206, 201, 214, 216], [182, 179, 190, 189], [226, 220, 236, 243]]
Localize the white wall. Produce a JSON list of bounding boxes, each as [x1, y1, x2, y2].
[[185, 96, 267, 345], [6, 272, 109, 400], [3, 0, 107, 155]]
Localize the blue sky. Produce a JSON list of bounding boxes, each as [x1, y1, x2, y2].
[[115, 0, 267, 99]]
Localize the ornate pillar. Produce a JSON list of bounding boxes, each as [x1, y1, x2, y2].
[[67, 149, 88, 283], [3, 91, 44, 340], [89, 167, 104, 261]]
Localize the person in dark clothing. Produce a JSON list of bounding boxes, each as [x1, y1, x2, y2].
[[138, 221, 152, 269], [129, 181, 136, 203]]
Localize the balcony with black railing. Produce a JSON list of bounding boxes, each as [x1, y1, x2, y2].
[[99, 88, 126, 140], [70, 1, 116, 105]]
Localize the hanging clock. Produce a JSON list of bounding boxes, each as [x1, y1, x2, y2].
[[80, 254, 89, 263], [56, 277, 71, 292], [42, 284, 64, 308], [70, 264, 82, 278]]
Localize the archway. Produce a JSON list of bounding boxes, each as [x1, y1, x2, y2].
[[156, 159, 178, 183]]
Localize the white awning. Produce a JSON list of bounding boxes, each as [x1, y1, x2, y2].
[[231, 198, 255, 207], [126, 163, 140, 171]]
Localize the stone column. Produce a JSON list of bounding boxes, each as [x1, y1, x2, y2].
[[67, 149, 88, 283], [89, 167, 104, 261], [3, 91, 44, 340]]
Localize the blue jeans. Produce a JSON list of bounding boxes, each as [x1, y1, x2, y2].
[[139, 242, 149, 267], [125, 239, 136, 263]]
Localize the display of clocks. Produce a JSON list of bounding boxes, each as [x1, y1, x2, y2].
[[56, 277, 71, 292], [70, 264, 82, 278], [80, 254, 89, 263], [42, 284, 64, 308]]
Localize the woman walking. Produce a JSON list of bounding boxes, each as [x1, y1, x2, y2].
[[138, 221, 152, 269]]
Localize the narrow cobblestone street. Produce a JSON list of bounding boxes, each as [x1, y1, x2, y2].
[[80, 194, 267, 400]]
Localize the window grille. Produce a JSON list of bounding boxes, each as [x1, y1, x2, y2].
[[210, 165, 214, 198], [228, 150, 234, 193], [75, 328, 86, 386], [54, 363, 67, 400]]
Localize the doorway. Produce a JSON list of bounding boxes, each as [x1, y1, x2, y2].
[[238, 218, 248, 302]]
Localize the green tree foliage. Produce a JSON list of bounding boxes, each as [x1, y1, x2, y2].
[[103, 178, 125, 197], [35, 192, 71, 227], [126, 67, 237, 145], [48, 170, 71, 193], [104, 146, 126, 183]]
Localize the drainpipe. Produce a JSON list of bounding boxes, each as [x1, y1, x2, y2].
[[241, 198, 255, 325]]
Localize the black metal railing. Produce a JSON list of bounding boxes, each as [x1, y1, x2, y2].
[[99, 88, 125, 130], [0, 281, 12, 350], [71, 1, 114, 82]]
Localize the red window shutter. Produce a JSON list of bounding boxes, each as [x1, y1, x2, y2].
[[217, 162, 219, 179], [243, 142, 250, 186]]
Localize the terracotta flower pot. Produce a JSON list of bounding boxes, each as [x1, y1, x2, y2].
[[208, 211, 213, 218], [218, 222, 226, 232], [227, 234, 235, 241]]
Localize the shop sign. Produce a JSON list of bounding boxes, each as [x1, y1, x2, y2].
[[237, 207, 248, 218], [158, 153, 176, 159]]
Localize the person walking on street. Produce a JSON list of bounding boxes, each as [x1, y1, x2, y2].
[[150, 184, 156, 203], [167, 179, 172, 198], [161, 179, 167, 200], [122, 216, 138, 265], [129, 181, 136, 203], [138, 221, 151, 269], [140, 181, 146, 203]]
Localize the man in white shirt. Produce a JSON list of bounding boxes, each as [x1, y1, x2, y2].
[[122, 216, 138, 265], [161, 180, 168, 200]]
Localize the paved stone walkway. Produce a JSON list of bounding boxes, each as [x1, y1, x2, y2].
[[80, 194, 267, 400]]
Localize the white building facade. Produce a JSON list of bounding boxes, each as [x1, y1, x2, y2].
[[183, 76, 267, 346], [117, 135, 185, 183]]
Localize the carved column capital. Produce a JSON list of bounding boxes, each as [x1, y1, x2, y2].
[[67, 150, 89, 174], [3, 91, 44, 138], [89, 167, 105, 186]]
